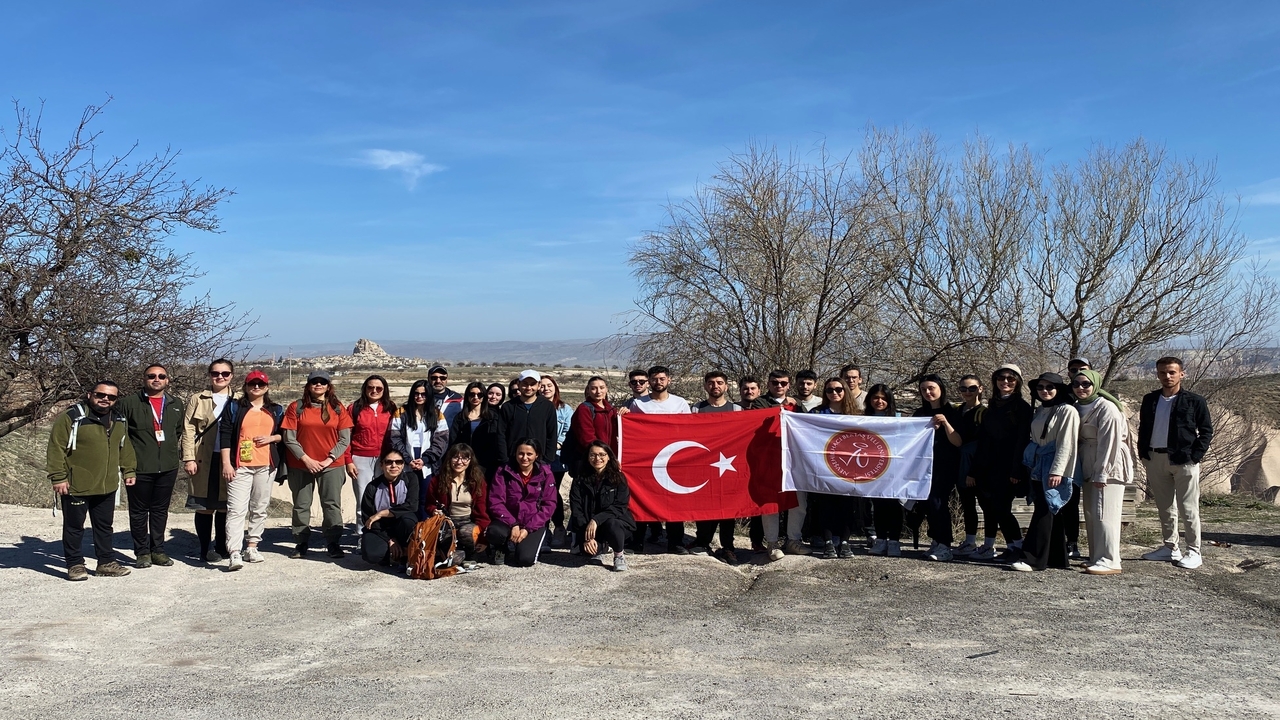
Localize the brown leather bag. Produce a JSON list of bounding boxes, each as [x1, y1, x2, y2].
[[406, 514, 461, 580]]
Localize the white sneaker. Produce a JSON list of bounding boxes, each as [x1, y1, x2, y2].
[[767, 543, 784, 562], [927, 544, 953, 562], [970, 544, 996, 561], [1010, 561, 1034, 572], [1175, 551, 1202, 570], [887, 541, 902, 557], [227, 552, 244, 572], [953, 540, 978, 557], [1142, 545, 1183, 562], [244, 547, 264, 563], [869, 539, 888, 556]]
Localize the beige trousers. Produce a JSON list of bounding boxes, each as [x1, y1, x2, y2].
[[1143, 453, 1201, 553], [225, 466, 275, 555], [1084, 482, 1125, 570]]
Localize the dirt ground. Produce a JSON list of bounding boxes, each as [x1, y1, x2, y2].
[[1, 499, 1279, 719]]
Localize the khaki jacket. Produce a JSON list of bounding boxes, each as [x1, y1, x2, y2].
[[180, 389, 237, 502]]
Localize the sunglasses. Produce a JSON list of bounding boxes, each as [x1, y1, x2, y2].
[[1035, 384, 1057, 393], [247, 381, 268, 389], [959, 386, 980, 393], [209, 371, 232, 378], [309, 379, 330, 386], [429, 375, 447, 382], [382, 459, 405, 466], [92, 391, 119, 401], [995, 375, 1018, 383], [365, 386, 385, 393], [466, 391, 483, 398], [1071, 381, 1094, 389], [825, 387, 845, 394], [770, 380, 790, 386], [146, 373, 167, 380], [412, 391, 430, 397], [629, 379, 648, 385]]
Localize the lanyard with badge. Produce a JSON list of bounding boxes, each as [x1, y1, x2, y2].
[[150, 395, 166, 443]]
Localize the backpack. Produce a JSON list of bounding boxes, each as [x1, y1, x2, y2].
[[65, 403, 127, 453], [405, 514, 463, 580]]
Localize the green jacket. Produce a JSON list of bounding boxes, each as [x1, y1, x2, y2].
[[117, 391, 186, 473], [46, 404, 138, 496]]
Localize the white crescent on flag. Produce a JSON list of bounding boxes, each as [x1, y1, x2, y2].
[[651, 441, 710, 494]]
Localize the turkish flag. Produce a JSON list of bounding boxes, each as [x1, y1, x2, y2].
[[619, 406, 796, 522]]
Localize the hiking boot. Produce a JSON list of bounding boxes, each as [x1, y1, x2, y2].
[[953, 539, 979, 557], [326, 543, 345, 559], [783, 539, 807, 556], [150, 551, 173, 566], [243, 547, 264, 563], [887, 540, 902, 557], [612, 553, 628, 572], [135, 552, 152, 569], [718, 547, 739, 565], [67, 564, 88, 582], [227, 552, 244, 572], [96, 561, 131, 577], [1142, 545, 1182, 562], [837, 542, 854, 559], [869, 539, 889, 556], [289, 543, 309, 560]]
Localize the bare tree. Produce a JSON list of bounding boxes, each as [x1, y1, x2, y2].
[[0, 99, 254, 439], [626, 142, 882, 381]]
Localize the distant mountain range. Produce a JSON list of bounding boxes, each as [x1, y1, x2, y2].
[[244, 338, 636, 367]]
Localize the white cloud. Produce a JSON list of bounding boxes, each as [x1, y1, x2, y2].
[[357, 149, 444, 188], [1244, 178, 1280, 206]]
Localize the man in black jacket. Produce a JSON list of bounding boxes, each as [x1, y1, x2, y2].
[[495, 369, 559, 468], [1137, 356, 1213, 570]]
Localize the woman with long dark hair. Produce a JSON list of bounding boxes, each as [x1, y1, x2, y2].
[[218, 370, 284, 570], [566, 376, 617, 474], [964, 364, 1033, 562], [360, 449, 419, 567], [429, 443, 490, 560], [865, 384, 905, 557], [389, 379, 449, 520], [913, 374, 963, 562], [539, 374, 574, 547], [281, 370, 353, 559], [810, 378, 861, 559], [1011, 373, 1079, 572], [953, 374, 986, 557], [346, 375, 396, 534], [486, 438, 558, 567], [569, 441, 636, 572], [180, 358, 236, 563], [450, 381, 501, 479]]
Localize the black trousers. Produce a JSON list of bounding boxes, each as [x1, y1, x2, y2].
[[552, 471, 566, 529], [927, 473, 956, 547], [361, 515, 418, 565], [126, 469, 178, 554], [632, 521, 683, 551], [62, 492, 116, 567], [487, 521, 548, 567], [872, 498, 903, 541], [694, 519, 735, 549], [1022, 484, 1069, 570], [592, 517, 630, 553], [810, 493, 858, 543], [977, 482, 1023, 543], [1060, 487, 1081, 545], [957, 481, 980, 536]]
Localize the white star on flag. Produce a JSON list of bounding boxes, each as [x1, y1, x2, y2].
[[710, 453, 737, 477]]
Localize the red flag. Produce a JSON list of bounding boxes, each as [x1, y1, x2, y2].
[[619, 406, 795, 523]]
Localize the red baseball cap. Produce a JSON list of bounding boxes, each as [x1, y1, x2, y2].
[[245, 370, 270, 385]]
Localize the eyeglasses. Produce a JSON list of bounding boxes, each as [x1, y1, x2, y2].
[[209, 371, 232, 378], [309, 379, 330, 386], [1071, 381, 1094, 389], [146, 373, 167, 380], [825, 387, 845, 394], [247, 381, 268, 389], [959, 386, 980, 393], [92, 391, 118, 401], [382, 459, 405, 466]]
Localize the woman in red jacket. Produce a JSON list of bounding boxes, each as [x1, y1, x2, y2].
[[564, 376, 616, 476], [345, 375, 396, 533], [429, 443, 490, 560]]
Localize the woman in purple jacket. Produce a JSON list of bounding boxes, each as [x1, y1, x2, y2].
[[486, 438, 558, 567]]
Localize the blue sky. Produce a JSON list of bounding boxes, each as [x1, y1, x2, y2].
[[5, 2, 1280, 345]]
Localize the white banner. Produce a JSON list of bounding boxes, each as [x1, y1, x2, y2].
[[781, 413, 934, 500]]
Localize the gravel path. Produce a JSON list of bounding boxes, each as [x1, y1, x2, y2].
[[1, 503, 1278, 719]]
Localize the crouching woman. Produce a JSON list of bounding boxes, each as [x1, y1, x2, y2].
[[569, 441, 636, 572], [429, 443, 490, 560], [486, 439, 557, 567], [360, 450, 420, 567]]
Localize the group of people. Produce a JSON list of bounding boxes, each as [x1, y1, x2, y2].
[[46, 355, 1212, 581]]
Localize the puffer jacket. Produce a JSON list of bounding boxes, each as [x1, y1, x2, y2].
[[488, 462, 557, 531]]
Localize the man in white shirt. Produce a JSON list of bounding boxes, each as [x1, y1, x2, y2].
[[622, 365, 690, 554], [795, 369, 822, 412]]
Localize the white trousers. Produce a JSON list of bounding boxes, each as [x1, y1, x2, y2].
[[1084, 482, 1125, 570], [351, 455, 380, 533], [226, 465, 274, 555], [786, 491, 809, 542]]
